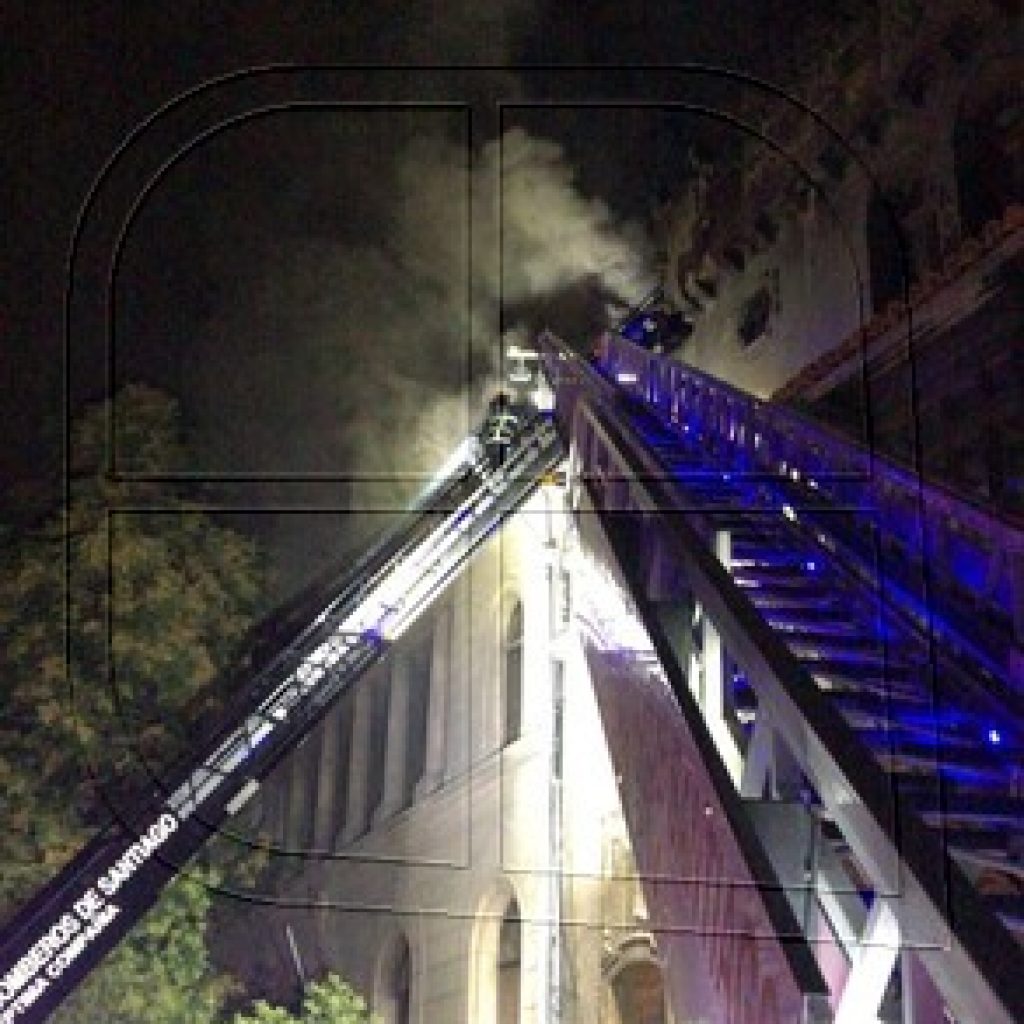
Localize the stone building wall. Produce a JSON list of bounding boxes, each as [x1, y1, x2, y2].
[[219, 485, 685, 1023]]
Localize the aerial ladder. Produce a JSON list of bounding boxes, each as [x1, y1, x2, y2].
[[0, 394, 562, 1024], [3, 329, 1022, 1023]]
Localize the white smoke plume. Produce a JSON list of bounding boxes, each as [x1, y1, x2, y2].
[[378, 125, 653, 432], [391, 126, 652, 340], [480, 127, 652, 309], [182, 119, 652, 589]]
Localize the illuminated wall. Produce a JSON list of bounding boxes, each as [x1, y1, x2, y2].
[[237, 481, 692, 1023]]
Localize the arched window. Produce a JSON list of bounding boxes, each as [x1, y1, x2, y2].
[[611, 960, 668, 1024], [468, 883, 520, 1024], [497, 899, 521, 1024], [503, 600, 524, 746]]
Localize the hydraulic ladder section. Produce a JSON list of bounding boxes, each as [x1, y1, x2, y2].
[[0, 403, 562, 1024], [538, 329, 1023, 1024]]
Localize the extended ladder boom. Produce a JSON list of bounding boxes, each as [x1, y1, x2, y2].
[[0, 401, 562, 1024]]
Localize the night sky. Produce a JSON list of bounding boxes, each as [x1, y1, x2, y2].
[[2, 1, 839, 587]]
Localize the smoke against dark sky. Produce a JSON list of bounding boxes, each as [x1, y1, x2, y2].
[[107, 97, 655, 589], [0, 0, 820, 498], [2, 1, 839, 590], [483, 128, 653, 320], [118, 108, 652, 465]]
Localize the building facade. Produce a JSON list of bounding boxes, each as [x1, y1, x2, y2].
[[657, 0, 1021, 510]]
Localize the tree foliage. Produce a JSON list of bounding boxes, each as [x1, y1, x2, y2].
[[1, 387, 376, 1022], [51, 869, 236, 1024], [0, 386, 265, 1021], [231, 975, 379, 1024]]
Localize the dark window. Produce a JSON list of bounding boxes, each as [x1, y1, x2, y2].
[[942, 17, 982, 64], [404, 622, 432, 803], [738, 287, 771, 347], [857, 109, 888, 147], [866, 191, 907, 314], [723, 245, 746, 271], [754, 211, 778, 244], [384, 935, 410, 1024], [897, 54, 934, 107], [503, 601, 524, 746], [366, 666, 390, 817], [818, 143, 847, 181], [954, 91, 1021, 237], [498, 899, 521, 1024]]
